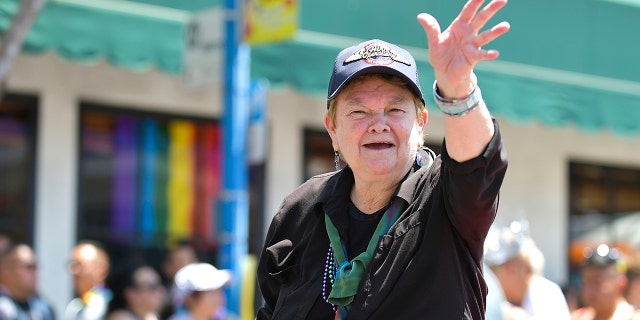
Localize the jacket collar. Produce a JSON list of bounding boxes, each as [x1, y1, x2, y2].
[[318, 163, 426, 237]]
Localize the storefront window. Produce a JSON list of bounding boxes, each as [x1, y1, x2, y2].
[[568, 161, 640, 288], [0, 95, 37, 244], [78, 104, 224, 267], [303, 129, 334, 180]]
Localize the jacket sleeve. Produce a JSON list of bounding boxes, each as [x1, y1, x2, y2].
[[256, 208, 282, 320], [440, 119, 508, 259], [255, 198, 301, 320]]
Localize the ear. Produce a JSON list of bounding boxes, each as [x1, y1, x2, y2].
[[97, 262, 110, 281], [124, 287, 135, 301], [618, 274, 629, 293], [324, 113, 339, 151], [418, 109, 428, 132]]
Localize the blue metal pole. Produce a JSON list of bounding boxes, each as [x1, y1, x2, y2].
[[220, 0, 249, 314]]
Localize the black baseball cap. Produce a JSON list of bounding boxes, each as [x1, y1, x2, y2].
[[327, 39, 424, 108]]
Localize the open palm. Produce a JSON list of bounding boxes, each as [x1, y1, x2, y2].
[[417, 0, 510, 95]]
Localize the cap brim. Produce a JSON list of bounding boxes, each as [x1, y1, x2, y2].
[[328, 64, 424, 105]]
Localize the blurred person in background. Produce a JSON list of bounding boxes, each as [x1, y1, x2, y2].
[[162, 240, 199, 289], [571, 244, 640, 320], [563, 285, 583, 312], [485, 220, 571, 319], [484, 262, 507, 320], [0, 233, 11, 255], [65, 240, 112, 320], [0, 232, 12, 289], [106, 264, 165, 320], [161, 240, 199, 319], [624, 251, 640, 308], [0, 243, 56, 320], [168, 263, 237, 320]]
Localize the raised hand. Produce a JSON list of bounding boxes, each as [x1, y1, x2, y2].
[[417, 0, 510, 98]]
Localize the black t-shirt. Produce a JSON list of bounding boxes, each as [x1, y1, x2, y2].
[[307, 201, 387, 319], [16, 300, 30, 314], [346, 201, 386, 260]]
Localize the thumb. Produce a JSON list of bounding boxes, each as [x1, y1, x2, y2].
[[417, 13, 441, 45]]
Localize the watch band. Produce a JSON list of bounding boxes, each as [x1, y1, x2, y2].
[[433, 81, 483, 116]]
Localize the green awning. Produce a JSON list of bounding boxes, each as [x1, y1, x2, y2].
[[251, 0, 640, 137], [251, 31, 640, 136], [1, 0, 189, 73], [2, 0, 639, 136]]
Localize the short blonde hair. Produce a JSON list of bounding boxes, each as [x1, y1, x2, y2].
[[517, 238, 545, 276]]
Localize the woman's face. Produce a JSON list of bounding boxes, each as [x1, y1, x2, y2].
[[129, 266, 166, 313], [325, 75, 427, 180], [189, 289, 225, 319]]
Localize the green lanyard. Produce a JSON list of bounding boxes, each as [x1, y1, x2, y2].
[[324, 198, 404, 308]]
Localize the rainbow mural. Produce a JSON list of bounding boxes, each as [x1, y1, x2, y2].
[[81, 110, 221, 249]]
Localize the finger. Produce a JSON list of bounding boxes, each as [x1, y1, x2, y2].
[[457, 0, 486, 23], [467, 44, 501, 61], [474, 21, 510, 47], [417, 13, 442, 45], [470, 0, 508, 34], [480, 49, 501, 61]]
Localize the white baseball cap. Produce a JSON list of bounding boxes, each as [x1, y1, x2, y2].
[[173, 263, 231, 300]]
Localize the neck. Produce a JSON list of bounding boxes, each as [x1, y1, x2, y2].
[[80, 284, 101, 303], [595, 299, 630, 320], [351, 179, 399, 214], [190, 311, 211, 320], [516, 274, 534, 306], [7, 289, 30, 302], [129, 306, 157, 320]]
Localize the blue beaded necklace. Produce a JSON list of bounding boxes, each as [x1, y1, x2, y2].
[[322, 244, 338, 312]]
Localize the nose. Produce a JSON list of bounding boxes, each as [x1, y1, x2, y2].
[[368, 112, 390, 133]]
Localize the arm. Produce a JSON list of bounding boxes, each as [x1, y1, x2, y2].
[[417, 0, 510, 162], [255, 216, 281, 320]]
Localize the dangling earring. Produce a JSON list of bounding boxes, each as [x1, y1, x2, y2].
[[334, 150, 341, 171]]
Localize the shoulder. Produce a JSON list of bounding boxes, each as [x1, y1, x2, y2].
[[285, 171, 336, 203], [168, 313, 193, 320], [29, 295, 56, 313], [571, 307, 595, 320], [0, 295, 19, 319], [273, 171, 337, 220], [92, 287, 113, 304], [527, 277, 567, 303], [532, 276, 563, 291]]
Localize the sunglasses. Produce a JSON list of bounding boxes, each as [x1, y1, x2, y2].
[[582, 244, 625, 271], [134, 283, 164, 292], [14, 262, 38, 271]]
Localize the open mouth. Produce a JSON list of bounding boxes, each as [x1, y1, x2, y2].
[[364, 142, 394, 150]]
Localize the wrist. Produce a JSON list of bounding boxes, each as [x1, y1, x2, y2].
[[433, 73, 476, 99], [433, 78, 483, 117]]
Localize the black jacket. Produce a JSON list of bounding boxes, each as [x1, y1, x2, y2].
[[257, 121, 508, 319]]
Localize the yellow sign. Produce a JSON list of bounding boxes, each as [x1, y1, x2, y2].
[[244, 0, 298, 45]]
